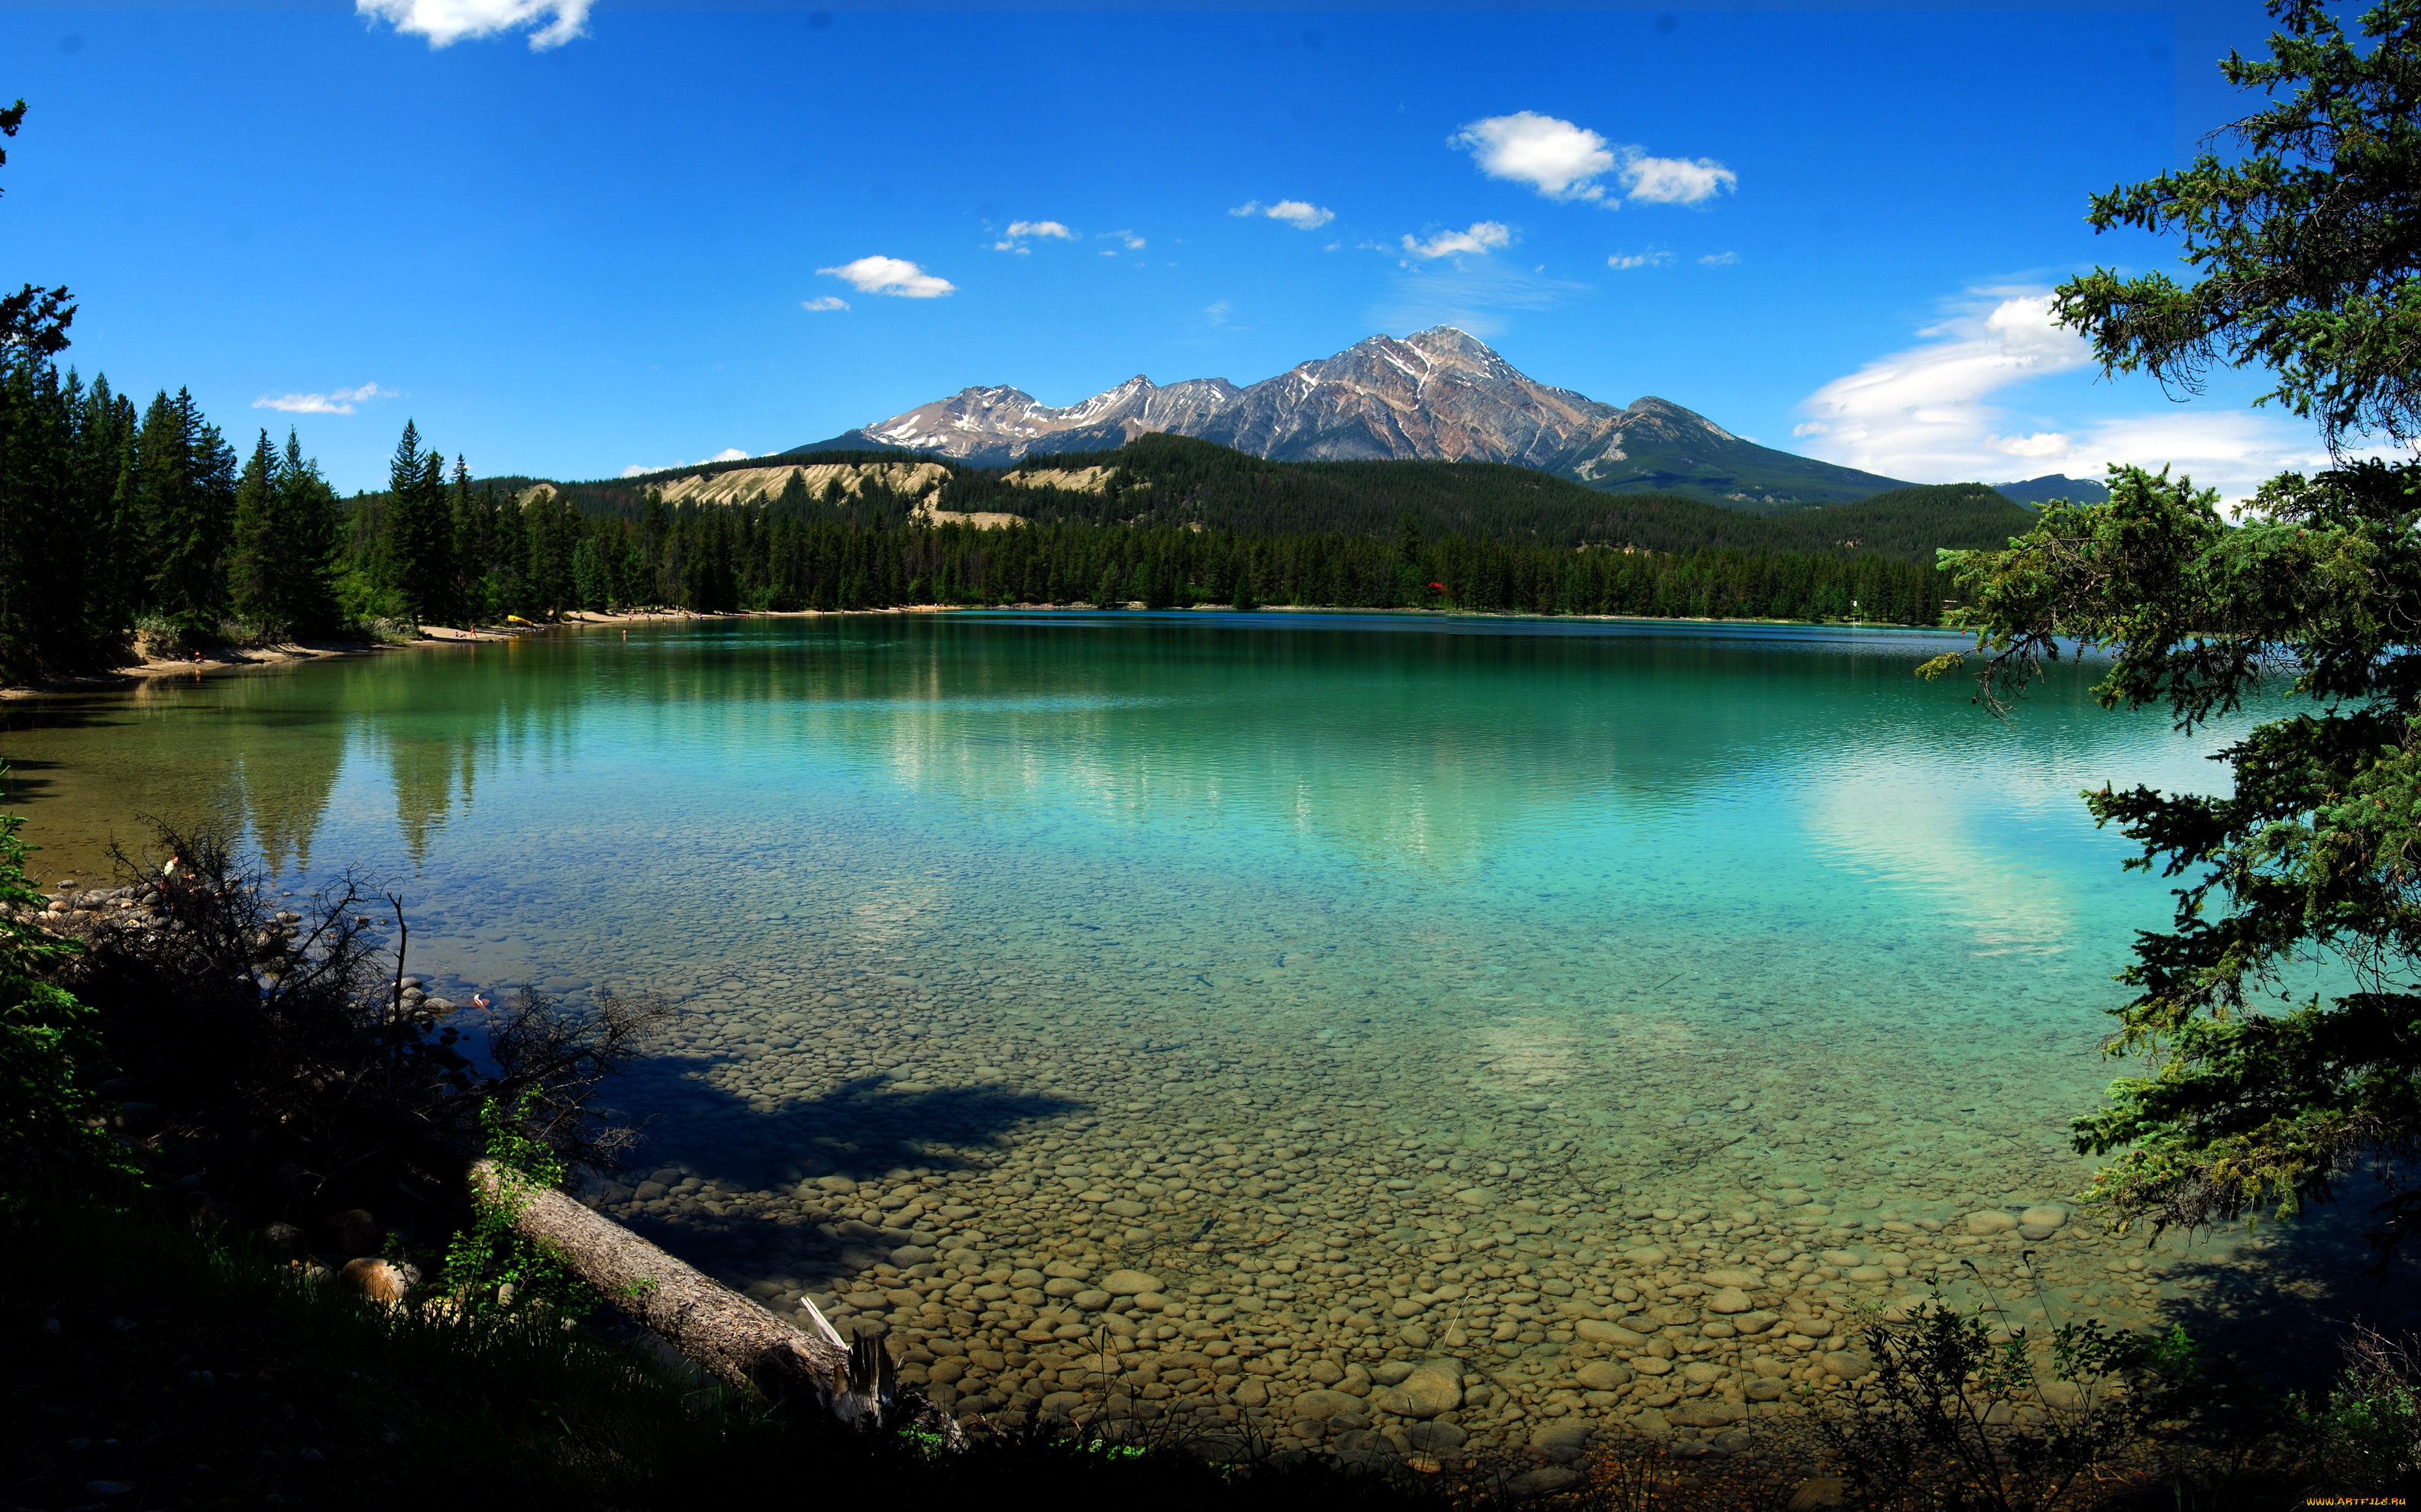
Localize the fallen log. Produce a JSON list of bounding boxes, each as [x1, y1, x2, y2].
[[468, 1158, 897, 1426]]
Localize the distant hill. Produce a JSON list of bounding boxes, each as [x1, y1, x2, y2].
[[782, 327, 1915, 512], [1993, 473, 2109, 506], [520, 435, 2031, 567]]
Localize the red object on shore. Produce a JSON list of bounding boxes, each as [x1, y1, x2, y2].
[[1428, 582, 1445, 591]]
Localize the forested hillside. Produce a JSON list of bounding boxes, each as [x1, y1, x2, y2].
[[945, 435, 2035, 562], [412, 434, 1984, 625], [1, 383, 2009, 684]]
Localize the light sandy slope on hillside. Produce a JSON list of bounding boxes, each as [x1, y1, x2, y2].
[[914, 502, 1026, 529], [650, 461, 952, 507], [1000, 466, 1123, 493]]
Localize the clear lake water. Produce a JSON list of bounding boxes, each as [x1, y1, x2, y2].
[[7, 612, 2403, 1454]]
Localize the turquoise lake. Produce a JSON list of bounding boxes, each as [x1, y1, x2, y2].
[[5, 612, 2380, 1449]]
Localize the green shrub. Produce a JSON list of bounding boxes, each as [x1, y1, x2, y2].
[[341, 614, 422, 645], [131, 611, 193, 659], [1814, 1300, 2204, 1511], [2304, 1325, 2421, 1494], [438, 1087, 601, 1317], [0, 774, 133, 1179]]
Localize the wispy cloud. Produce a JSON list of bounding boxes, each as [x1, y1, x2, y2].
[[1451, 111, 1736, 207], [1608, 249, 1673, 270], [1204, 300, 1231, 327], [1230, 199, 1335, 231], [1630, 157, 1737, 205], [816, 256, 955, 299], [355, 0, 588, 50], [252, 382, 391, 415], [1699, 250, 1739, 266], [1794, 287, 2347, 503], [801, 295, 849, 312], [1402, 221, 1512, 260], [1368, 258, 1587, 338], [994, 219, 1075, 253]]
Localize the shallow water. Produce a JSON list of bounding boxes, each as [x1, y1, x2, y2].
[[5, 613, 2394, 1455]]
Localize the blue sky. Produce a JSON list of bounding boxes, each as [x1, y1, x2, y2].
[[1, 1, 2327, 498]]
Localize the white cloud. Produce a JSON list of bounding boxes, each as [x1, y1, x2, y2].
[[1994, 431, 2071, 459], [1231, 199, 1335, 230], [1453, 112, 1617, 201], [355, 0, 587, 50], [1629, 157, 1738, 205], [801, 295, 849, 312], [1451, 111, 1737, 207], [707, 447, 748, 462], [1402, 221, 1513, 260], [1113, 230, 1145, 250], [1699, 250, 1739, 266], [1608, 249, 1673, 270], [1796, 288, 2349, 504], [995, 220, 1075, 253], [253, 382, 390, 415], [1205, 301, 1231, 327], [815, 256, 955, 299]]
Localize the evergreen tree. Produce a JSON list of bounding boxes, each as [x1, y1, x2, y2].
[[271, 431, 342, 635], [571, 536, 608, 612], [71, 374, 134, 654], [129, 388, 237, 634], [227, 429, 279, 626], [0, 345, 73, 679], [1932, 0, 2421, 1252], [380, 421, 457, 624]]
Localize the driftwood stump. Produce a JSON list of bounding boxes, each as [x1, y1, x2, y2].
[[468, 1158, 898, 1425]]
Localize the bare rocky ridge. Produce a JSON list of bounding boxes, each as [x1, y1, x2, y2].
[[793, 328, 1911, 509], [652, 461, 951, 509]]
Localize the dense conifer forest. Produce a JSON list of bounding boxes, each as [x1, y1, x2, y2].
[[367, 434, 2031, 631], [0, 386, 2029, 683]]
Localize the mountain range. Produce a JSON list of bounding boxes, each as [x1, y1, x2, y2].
[[786, 327, 1915, 512], [1992, 473, 2111, 506]]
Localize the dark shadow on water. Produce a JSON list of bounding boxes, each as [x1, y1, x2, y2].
[[2128, 1176, 2421, 1392], [597, 1065, 1085, 1296], [0, 754, 68, 809]]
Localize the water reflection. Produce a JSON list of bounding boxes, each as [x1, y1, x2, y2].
[[0, 618, 2197, 899]]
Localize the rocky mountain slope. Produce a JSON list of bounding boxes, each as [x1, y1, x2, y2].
[[787, 328, 1912, 511]]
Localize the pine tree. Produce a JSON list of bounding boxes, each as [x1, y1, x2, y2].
[[380, 422, 457, 624], [227, 430, 279, 628], [71, 375, 134, 657], [571, 536, 608, 612], [273, 431, 342, 635], [0, 344, 74, 680], [131, 388, 236, 634]]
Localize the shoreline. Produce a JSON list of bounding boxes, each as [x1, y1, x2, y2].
[[2, 603, 1942, 701], [629, 603, 1942, 632]]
